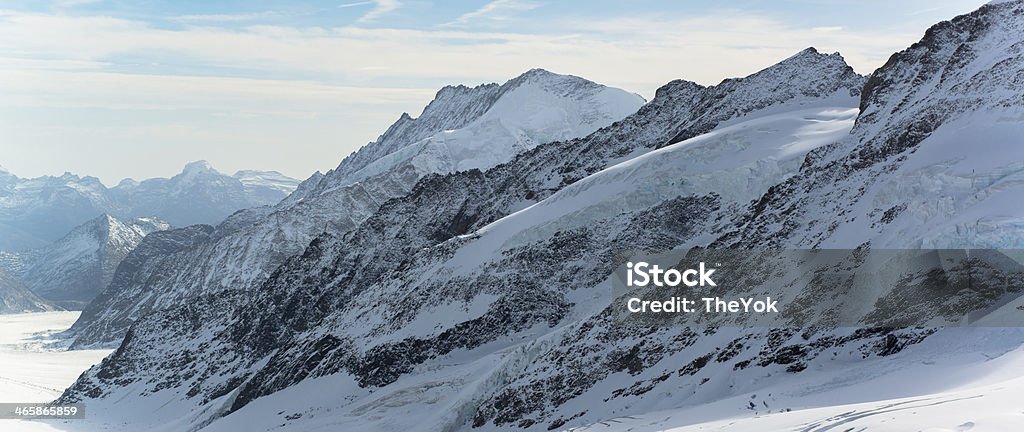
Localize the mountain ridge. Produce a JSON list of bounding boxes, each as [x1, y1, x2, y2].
[[0, 161, 300, 251], [67, 69, 645, 348], [58, 46, 870, 431]]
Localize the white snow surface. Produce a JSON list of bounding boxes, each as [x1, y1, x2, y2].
[[232, 170, 302, 195], [0, 312, 110, 431], [568, 329, 1024, 432], [468, 95, 858, 262]]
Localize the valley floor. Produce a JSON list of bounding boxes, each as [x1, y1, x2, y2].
[[0, 312, 111, 432]]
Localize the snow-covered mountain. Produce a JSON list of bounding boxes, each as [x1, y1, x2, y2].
[[713, 0, 1024, 250], [53, 2, 1024, 431], [1, 214, 169, 309], [58, 46, 865, 429], [0, 162, 299, 251], [67, 69, 645, 348], [0, 267, 57, 314], [233, 170, 303, 204]]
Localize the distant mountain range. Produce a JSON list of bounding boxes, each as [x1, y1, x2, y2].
[[0, 162, 300, 251]]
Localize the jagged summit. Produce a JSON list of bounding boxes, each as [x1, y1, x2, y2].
[[652, 78, 705, 100], [521, 67, 556, 76], [784, 46, 823, 60], [727, 46, 861, 95], [858, 0, 1024, 121], [503, 68, 583, 88], [294, 69, 645, 202]]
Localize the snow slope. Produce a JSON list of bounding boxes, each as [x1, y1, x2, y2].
[[570, 329, 1024, 432], [472, 98, 858, 254]]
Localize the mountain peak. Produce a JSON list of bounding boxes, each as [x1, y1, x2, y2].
[[859, 0, 1024, 120], [503, 67, 591, 91], [116, 178, 139, 188], [182, 160, 214, 173], [712, 45, 864, 103], [77, 213, 119, 234], [790, 46, 821, 58], [516, 67, 557, 79], [652, 79, 705, 101], [773, 46, 848, 71]]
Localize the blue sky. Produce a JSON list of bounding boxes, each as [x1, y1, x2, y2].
[[0, 0, 990, 185]]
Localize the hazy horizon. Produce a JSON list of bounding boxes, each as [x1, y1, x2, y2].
[[1, 0, 990, 185]]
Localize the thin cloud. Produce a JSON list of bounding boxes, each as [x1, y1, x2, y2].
[[447, 0, 539, 26], [356, 0, 400, 23], [338, 1, 373, 8], [53, 0, 103, 8], [175, 12, 276, 23], [0, 9, 925, 92]]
